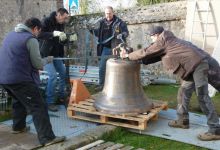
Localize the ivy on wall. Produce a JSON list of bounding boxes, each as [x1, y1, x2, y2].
[[79, 0, 89, 14], [137, 0, 183, 6]]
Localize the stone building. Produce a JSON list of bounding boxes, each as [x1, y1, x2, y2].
[[1, 0, 220, 78], [0, 0, 62, 42]]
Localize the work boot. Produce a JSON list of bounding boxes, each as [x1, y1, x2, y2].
[[11, 126, 30, 134], [198, 132, 220, 141], [48, 104, 58, 112], [43, 136, 66, 146], [168, 119, 189, 129]]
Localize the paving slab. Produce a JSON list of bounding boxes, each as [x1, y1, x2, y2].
[[0, 124, 39, 150], [2, 105, 97, 138], [131, 109, 220, 150]]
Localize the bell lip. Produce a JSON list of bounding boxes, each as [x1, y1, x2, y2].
[[94, 102, 154, 115]]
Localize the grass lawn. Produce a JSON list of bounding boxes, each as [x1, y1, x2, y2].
[[101, 127, 207, 150], [143, 84, 220, 115], [0, 112, 11, 122]]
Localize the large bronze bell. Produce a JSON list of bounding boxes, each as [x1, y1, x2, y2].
[[94, 58, 153, 114]]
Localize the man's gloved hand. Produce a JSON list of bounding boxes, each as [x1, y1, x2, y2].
[[46, 56, 54, 63], [69, 34, 77, 41], [117, 34, 123, 40], [53, 31, 67, 41]]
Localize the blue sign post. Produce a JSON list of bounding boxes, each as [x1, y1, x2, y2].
[[63, 0, 79, 15]]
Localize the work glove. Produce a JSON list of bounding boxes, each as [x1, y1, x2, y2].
[[53, 31, 67, 41], [116, 34, 123, 40], [46, 56, 54, 63], [69, 34, 77, 41]]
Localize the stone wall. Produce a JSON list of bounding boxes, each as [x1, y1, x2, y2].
[[78, 0, 138, 14], [0, 0, 187, 79], [67, 1, 187, 78], [0, 0, 59, 43]]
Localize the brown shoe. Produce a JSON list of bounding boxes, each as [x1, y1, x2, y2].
[[198, 132, 220, 141], [11, 126, 30, 134], [44, 136, 66, 146], [168, 120, 189, 129]]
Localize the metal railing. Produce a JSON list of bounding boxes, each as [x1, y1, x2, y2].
[[0, 86, 9, 112]]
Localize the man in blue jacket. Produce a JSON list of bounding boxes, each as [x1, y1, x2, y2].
[[0, 18, 65, 146], [91, 6, 129, 89]]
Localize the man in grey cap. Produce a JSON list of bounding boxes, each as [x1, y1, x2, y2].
[[120, 25, 220, 141]]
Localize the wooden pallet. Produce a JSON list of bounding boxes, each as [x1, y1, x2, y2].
[[76, 140, 145, 150], [67, 99, 168, 130]]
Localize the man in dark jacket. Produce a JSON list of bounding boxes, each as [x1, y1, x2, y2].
[[38, 8, 70, 112], [91, 6, 129, 88], [120, 26, 220, 141], [0, 18, 65, 146]]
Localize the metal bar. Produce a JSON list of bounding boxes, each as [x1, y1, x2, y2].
[[53, 56, 115, 61], [53, 57, 81, 60]]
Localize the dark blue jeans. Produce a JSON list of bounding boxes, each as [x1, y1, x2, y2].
[[99, 47, 112, 86]]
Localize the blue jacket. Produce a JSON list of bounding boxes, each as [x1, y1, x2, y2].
[[93, 15, 129, 56], [0, 31, 40, 84]]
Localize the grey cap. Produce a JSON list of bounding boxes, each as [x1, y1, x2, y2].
[[148, 26, 164, 36]]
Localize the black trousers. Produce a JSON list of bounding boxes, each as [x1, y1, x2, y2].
[[1, 82, 55, 144]]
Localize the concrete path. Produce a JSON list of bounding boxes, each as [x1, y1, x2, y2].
[[0, 124, 116, 150], [0, 124, 39, 150]]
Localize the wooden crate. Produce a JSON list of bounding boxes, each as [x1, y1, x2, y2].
[[67, 98, 168, 130], [76, 140, 145, 150]]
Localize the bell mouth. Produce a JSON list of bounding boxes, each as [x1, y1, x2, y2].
[[94, 94, 154, 115]]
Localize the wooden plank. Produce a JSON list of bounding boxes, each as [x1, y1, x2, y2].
[[89, 141, 115, 150], [138, 120, 147, 129], [120, 146, 134, 150], [105, 143, 124, 150], [151, 114, 158, 121], [69, 115, 105, 124], [67, 98, 168, 130], [70, 115, 144, 130], [107, 121, 145, 130], [75, 140, 104, 150], [100, 115, 108, 123], [87, 98, 95, 102], [71, 107, 144, 122], [67, 108, 74, 117], [75, 104, 96, 111], [78, 101, 94, 106]]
